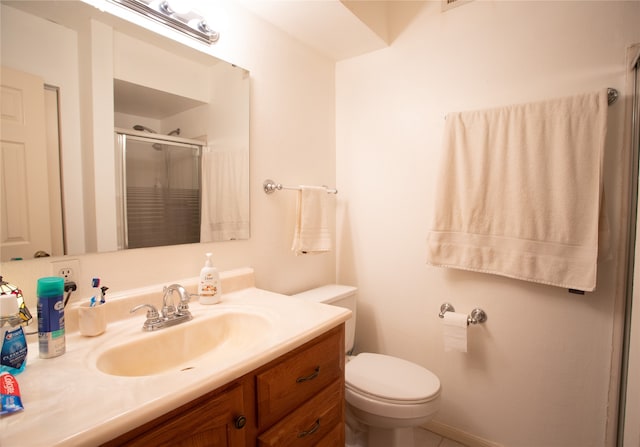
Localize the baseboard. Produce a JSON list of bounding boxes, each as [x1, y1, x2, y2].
[[423, 420, 503, 447]]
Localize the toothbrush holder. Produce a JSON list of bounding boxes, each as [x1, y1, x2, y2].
[[78, 303, 107, 337]]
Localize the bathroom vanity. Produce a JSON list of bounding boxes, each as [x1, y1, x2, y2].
[[102, 325, 345, 446], [0, 277, 350, 447]]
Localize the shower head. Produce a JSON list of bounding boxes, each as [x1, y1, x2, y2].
[[133, 124, 163, 150], [133, 124, 157, 133]]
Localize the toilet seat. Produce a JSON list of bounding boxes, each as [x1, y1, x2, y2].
[[346, 353, 441, 404]]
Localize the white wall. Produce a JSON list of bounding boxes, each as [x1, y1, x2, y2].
[[113, 32, 212, 103], [1, 1, 336, 311], [336, 2, 640, 446]]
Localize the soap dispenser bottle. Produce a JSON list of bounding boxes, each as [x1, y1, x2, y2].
[[198, 253, 221, 304], [0, 294, 28, 375]]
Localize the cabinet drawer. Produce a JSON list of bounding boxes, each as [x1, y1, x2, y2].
[[256, 325, 344, 428], [257, 379, 344, 447]]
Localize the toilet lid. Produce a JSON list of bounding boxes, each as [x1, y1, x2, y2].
[[346, 353, 441, 403]]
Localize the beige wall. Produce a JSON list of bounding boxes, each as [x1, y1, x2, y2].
[[336, 1, 640, 446]]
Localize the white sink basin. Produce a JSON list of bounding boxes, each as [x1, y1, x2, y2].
[[95, 311, 272, 377]]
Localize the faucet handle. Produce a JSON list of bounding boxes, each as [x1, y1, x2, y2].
[[130, 304, 163, 331], [177, 289, 191, 314], [177, 301, 190, 314]]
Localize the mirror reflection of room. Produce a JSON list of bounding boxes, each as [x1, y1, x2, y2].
[[0, 1, 250, 261]]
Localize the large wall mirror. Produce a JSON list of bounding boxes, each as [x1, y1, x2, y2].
[[0, 1, 250, 262]]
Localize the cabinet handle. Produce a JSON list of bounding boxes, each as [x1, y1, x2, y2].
[[296, 366, 320, 383], [234, 415, 247, 429], [297, 419, 321, 438]]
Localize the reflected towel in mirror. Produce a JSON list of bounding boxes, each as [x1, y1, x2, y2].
[[200, 145, 250, 241]]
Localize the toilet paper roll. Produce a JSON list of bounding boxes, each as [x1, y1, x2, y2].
[[442, 311, 468, 353]]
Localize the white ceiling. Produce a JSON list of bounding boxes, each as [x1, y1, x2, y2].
[[234, 0, 391, 60]]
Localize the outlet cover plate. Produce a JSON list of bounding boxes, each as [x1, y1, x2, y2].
[[50, 259, 81, 282]]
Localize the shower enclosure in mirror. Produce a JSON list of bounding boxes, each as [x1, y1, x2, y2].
[[115, 130, 202, 249]]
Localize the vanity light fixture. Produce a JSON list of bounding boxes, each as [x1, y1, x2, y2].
[[109, 0, 219, 44]]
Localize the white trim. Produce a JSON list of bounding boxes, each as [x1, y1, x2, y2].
[[424, 420, 504, 447], [624, 41, 640, 447]]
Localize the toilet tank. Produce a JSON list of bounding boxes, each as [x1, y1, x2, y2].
[[292, 284, 357, 354]]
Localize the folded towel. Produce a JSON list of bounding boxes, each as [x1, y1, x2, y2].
[[426, 89, 609, 291], [292, 186, 332, 255]]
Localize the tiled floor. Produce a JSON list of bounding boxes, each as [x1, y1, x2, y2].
[[347, 426, 467, 447], [415, 428, 468, 447]]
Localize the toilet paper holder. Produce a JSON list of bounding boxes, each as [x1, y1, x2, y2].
[[438, 303, 487, 325]]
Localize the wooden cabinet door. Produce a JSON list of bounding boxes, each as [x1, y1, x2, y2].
[[104, 383, 247, 447]]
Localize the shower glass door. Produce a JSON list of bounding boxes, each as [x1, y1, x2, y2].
[[115, 133, 202, 249]]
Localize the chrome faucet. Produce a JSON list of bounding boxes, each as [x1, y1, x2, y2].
[[130, 284, 193, 331], [163, 284, 191, 318]]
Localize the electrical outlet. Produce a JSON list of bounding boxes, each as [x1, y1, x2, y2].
[[50, 259, 81, 283]]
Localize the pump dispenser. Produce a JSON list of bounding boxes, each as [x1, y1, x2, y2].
[[0, 294, 27, 375], [198, 253, 221, 304]]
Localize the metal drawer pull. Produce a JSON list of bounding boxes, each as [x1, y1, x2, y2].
[[297, 419, 321, 438], [296, 366, 320, 383]]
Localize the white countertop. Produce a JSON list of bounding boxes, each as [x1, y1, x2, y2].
[[0, 287, 350, 447]]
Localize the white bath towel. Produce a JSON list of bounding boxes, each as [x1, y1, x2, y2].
[[292, 186, 332, 255], [426, 89, 609, 291]]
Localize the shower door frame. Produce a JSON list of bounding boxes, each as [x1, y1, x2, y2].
[[620, 44, 640, 447], [114, 129, 204, 250]]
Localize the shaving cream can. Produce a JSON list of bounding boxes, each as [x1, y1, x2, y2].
[[37, 277, 65, 358]]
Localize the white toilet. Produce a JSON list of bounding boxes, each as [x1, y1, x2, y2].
[[293, 284, 441, 447]]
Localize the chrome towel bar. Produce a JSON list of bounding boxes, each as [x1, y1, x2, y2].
[[263, 179, 338, 195]]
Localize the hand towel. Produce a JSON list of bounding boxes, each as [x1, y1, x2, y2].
[[292, 186, 332, 255], [426, 89, 609, 291]]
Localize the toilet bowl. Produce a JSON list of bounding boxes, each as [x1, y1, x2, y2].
[[293, 285, 441, 447]]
